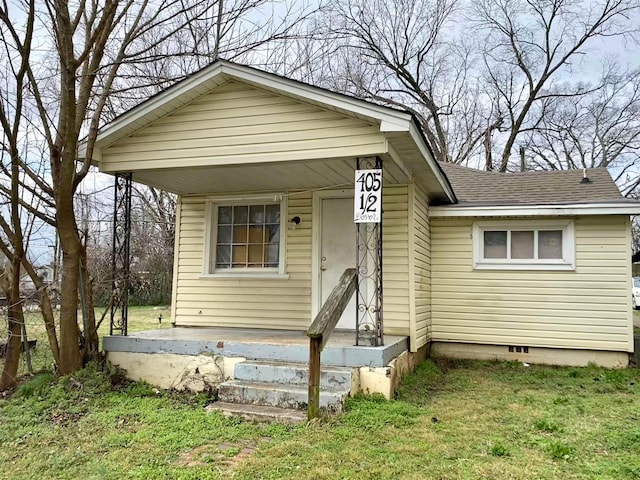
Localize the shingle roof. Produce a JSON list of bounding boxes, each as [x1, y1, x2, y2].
[[438, 162, 628, 207]]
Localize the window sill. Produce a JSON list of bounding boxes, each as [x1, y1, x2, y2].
[[473, 262, 575, 271], [198, 273, 290, 280]]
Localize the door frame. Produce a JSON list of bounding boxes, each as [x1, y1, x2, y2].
[[311, 188, 354, 321]]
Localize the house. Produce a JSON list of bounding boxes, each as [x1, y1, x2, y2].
[[0, 257, 53, 298], [431, 163, 638, 366], [19, 265, 54, 293], [90, 60, 640, 413]]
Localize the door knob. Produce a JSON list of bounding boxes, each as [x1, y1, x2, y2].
[[321, 265, 327, 271]]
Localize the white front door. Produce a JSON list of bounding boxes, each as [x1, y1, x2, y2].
[[320, 197, 357, 330]]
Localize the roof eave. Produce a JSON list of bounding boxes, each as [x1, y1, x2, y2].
[[89, 60, 458, 202], [407, 120, 456, 203], [429, 202, 640, 217], [94, 60, 414, 152]]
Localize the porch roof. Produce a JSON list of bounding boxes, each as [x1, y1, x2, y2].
[[86, 60, 456, 203]]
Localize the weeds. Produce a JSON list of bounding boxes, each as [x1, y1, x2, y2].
[[489, 442, 509, 457], [546, 441, 575, 460], [533, 418, 560, 433], [2, 358, 640, 479]]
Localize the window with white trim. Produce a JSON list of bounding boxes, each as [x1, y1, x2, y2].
[[472, 220, 575, 270], [206, 199, 286, 275]]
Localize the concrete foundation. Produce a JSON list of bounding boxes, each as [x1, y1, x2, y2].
[[107, 351, 246, 391], [358, 345, 428, 399], [104, 328, 419, 399], [430, 342, 630, 368], [105, 347, 426, 399]]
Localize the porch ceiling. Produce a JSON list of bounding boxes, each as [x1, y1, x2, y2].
[[131, 155, 410, 195]]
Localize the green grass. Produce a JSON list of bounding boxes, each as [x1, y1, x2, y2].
[[2, 359, 640, 479]]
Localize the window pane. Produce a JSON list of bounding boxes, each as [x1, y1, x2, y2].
[[539, 230, 563, 259], [218, 206, 232, 225], [267, 244, 279, 265], [217, 225, 231, 244], [511, 231, 534, 259], [213, 203, 280, 271], [233, 205, 248, 224], [232, 245, 247, 264], [215, 245, 231, 267], [248, 245, 264, 265], [249, 205, 265, 224], [267, 225, 279, 244], [248, 226, 264, 244], [265, 204, 280, 223], [484, 231, 507, 258], [233, 226, 248, 243]]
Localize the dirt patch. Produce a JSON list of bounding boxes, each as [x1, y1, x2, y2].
[[49, 411, 84, 426], [176, 437, 271, 469]]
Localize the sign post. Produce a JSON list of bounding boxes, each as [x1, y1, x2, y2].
[[354, 169, 382, 223], [354, 160, 383, 347]]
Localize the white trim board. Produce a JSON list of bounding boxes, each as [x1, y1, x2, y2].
[[472, 219, 575, 271], [430, 202, 640, 217], [202, 194, 288, 278]]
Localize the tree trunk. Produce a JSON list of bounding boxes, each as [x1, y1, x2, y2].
[[57, 222, 83, 374], [40, 291, 61, 366], [0, 260, 25, 390], [80, 249, 99, 363]]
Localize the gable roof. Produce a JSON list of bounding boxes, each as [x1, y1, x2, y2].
[[89, 59, 456, 203], [439, 162, 624, 206]]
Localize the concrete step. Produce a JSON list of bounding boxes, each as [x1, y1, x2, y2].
[[217, 380, 348, 414], [206, 402, 307, 424], [234, 361, 354, 390]]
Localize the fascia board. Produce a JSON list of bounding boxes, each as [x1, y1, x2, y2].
[[430, 203, 640, 217]]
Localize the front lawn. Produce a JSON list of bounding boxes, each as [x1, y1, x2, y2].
[[1, 359, 639, 479]]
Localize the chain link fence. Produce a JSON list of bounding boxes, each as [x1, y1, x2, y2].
[[0, 295, 58, 378]]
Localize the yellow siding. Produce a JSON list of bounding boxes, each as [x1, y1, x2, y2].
[[431, 215, 633, 352], [382, 186, 411, 337], [101, 81, 387, 172], [173, 187, 411, 335], [174, 193, 312, 329], [409, 184, 431, 349]]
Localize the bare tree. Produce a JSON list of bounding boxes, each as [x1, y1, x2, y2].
[[521, 65, 640, 195], [0, 0, 319, 376], [88, 186, 176, 307], [314, 0, 491, 163], [0, 8, 35, 386], [475, 0, 640, 172]]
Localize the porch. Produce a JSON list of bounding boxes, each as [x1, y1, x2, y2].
[[103, 327, 408, 368], [103, 327, 418, 419]]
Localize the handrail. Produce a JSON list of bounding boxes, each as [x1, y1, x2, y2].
[[306, 268, 357, 420]]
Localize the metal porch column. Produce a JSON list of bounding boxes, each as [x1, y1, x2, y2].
[[355, 157, 383, 346], [110, 172, 132, 336]]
